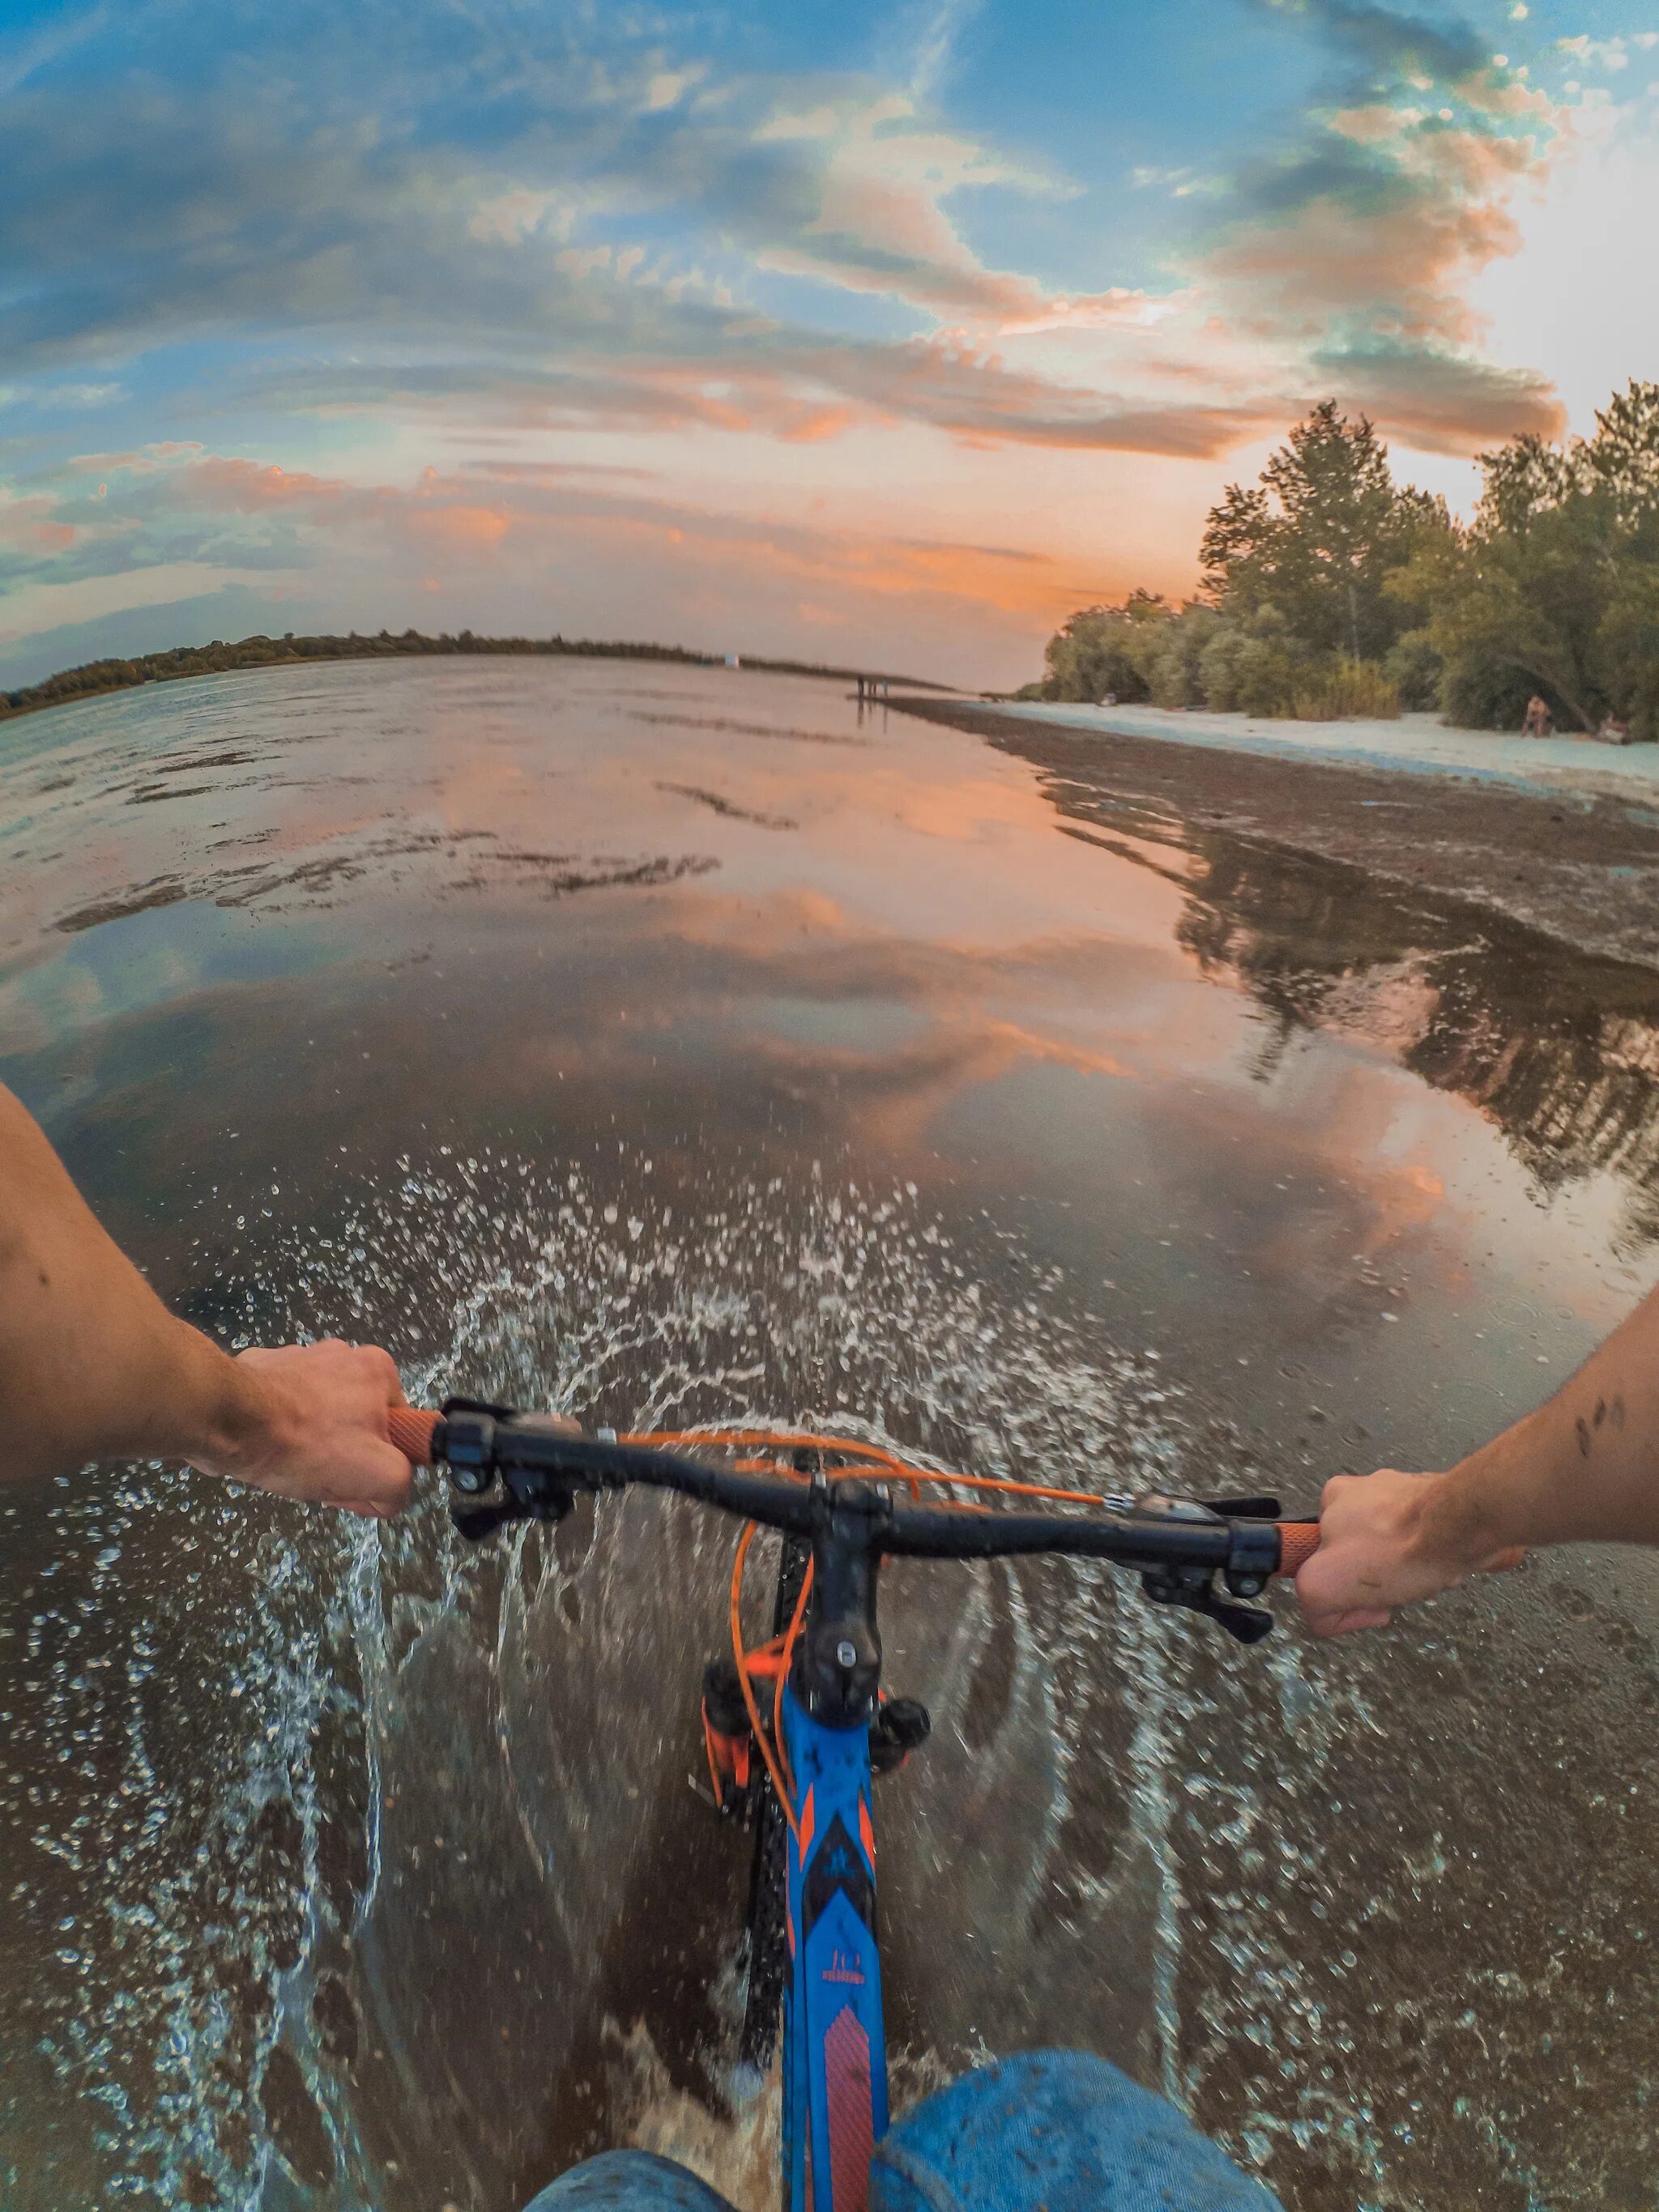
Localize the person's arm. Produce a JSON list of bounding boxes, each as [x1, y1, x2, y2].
[[1297, 1281, 1659, 1634], [0, 1082, 412, 1513]]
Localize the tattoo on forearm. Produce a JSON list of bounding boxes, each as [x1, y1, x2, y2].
[[1575, 1395, 1627, 1459]]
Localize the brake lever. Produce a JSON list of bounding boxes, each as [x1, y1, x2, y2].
[[1198, 1492, 1282, 1520], [1141, 1567, 1274, 1643], [451, 1494, 574, 1543]]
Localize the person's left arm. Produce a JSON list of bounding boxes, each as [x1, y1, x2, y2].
[[0, 1080, 412, 1513]]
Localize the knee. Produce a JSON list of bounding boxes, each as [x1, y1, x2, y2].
[[872, 2051, 1285, 2212], [520, 2148, 738, 2212]]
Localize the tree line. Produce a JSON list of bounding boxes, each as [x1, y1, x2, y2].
[[1026, 382, 1659, 738], [1, 628, 947, 727]]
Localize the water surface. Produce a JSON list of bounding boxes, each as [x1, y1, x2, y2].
[[4, 658, 1659, 2212]]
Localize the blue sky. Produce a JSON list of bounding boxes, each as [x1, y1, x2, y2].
[[2, 0, 1656, 687]]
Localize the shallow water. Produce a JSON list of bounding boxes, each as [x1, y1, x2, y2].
[[3, 658, 1659, 2212]]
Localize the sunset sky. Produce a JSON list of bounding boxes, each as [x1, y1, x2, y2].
[[1, 0, 1655, 691]]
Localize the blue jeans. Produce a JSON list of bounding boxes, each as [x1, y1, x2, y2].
[[522, 2051, 1284, 2211]]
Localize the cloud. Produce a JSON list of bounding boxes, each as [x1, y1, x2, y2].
[[1130, 164, 1220, 198], [0, 0, 1557, 476], [47, 381, 125, 408], [1257, 0, 1488, 93], [238, 332, 1287, 461], [1167, 2, 1572, 450], [1204, 130, 1530, 347], [0, 442, 1130, 652], [1556, 34, 1631, 72], [744, 92, 1145, 330], [1306, 339, 1562, 449], [0, 0, 113, 100], [0, 23, 1200, 483], [902, 0, 986, 101], [0, 32, 1136, 371], [0, 0, 1596, 669]]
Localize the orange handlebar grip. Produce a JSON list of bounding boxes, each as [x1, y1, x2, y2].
[[388, 1405, 441, 1465], [1276, 1521, 1321, 1577]]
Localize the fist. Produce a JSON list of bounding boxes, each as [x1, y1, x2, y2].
[[196, 1338, 415, 1519], [1296, 1468, 1524, 1638]]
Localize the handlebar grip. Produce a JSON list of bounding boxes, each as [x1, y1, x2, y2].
[[1276, 1521, 1321, 1577], [388, 1405, 441, 1465]]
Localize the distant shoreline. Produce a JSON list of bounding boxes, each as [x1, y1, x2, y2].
[[0, 627, 959, 731], [893, 693, 1659, 974]]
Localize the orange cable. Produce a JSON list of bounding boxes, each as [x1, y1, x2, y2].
[[657, 1424, 1162, 1848], [774, 1555, 815, 1809], [628, 1426, 1122, 1514], [729, 1522, 800, 1840]]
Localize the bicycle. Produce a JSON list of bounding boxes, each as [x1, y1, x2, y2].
[[388, 1400, 1320, 2212]]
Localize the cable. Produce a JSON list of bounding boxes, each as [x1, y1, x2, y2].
[[729, 1524, 802, 1840], [774, 1555, 815, 1811]]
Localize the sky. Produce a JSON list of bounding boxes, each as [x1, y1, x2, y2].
[[0, 0, 1656, 691]]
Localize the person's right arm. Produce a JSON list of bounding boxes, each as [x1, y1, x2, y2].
[[1297, 1281, 1659, 1634]]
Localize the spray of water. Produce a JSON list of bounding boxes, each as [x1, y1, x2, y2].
[[12, 1149, 1396, 2211]]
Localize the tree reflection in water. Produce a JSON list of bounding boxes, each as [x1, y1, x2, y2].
[[1036, 771, 1659, 1259]]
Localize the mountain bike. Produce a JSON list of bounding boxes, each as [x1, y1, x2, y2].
[[389, 1400, 1320, 2212]]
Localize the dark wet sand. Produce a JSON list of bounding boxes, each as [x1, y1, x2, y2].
[[893, 699, 1659, 972], [8, 658, 1659, 2212]]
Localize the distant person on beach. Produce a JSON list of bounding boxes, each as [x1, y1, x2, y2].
[[1521, 694, 1554, 739]]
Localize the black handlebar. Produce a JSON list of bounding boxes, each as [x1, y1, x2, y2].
[[424, 1401, 1285, 1637], [883, 1501, 1272, 1575]]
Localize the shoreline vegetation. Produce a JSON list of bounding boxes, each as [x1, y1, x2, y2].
[[1019, 381, 1659, 744], [0, 627, 954, 730]]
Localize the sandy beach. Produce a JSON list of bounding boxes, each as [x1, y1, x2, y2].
[[892, 697, 1659, 972], [996, 700, 1659, 803]]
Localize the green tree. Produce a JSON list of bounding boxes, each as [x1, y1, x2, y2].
[[1142, 603, 1222, 708], [1201, 400, 1447, 665], [1401, 499, 1610, 733], [1035, 590, 1171, 702], [1584, 380, 1659, 523], [1393, 381, 1659, 735], [1026, 381, 1659, 735]]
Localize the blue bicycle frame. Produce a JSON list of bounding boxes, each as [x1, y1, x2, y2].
[[780, 1686, 887, 2212]]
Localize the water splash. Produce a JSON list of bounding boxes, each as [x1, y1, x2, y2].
[[11, 1149, 1639, 2211], [12, 1153, 1208, 2203]]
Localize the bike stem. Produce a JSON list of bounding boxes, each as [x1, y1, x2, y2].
[[795, 1476, 889, 1729]]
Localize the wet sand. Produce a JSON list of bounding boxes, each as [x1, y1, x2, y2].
[[7, 659, 1659, 2211], [893, 698, 1659, 972]]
